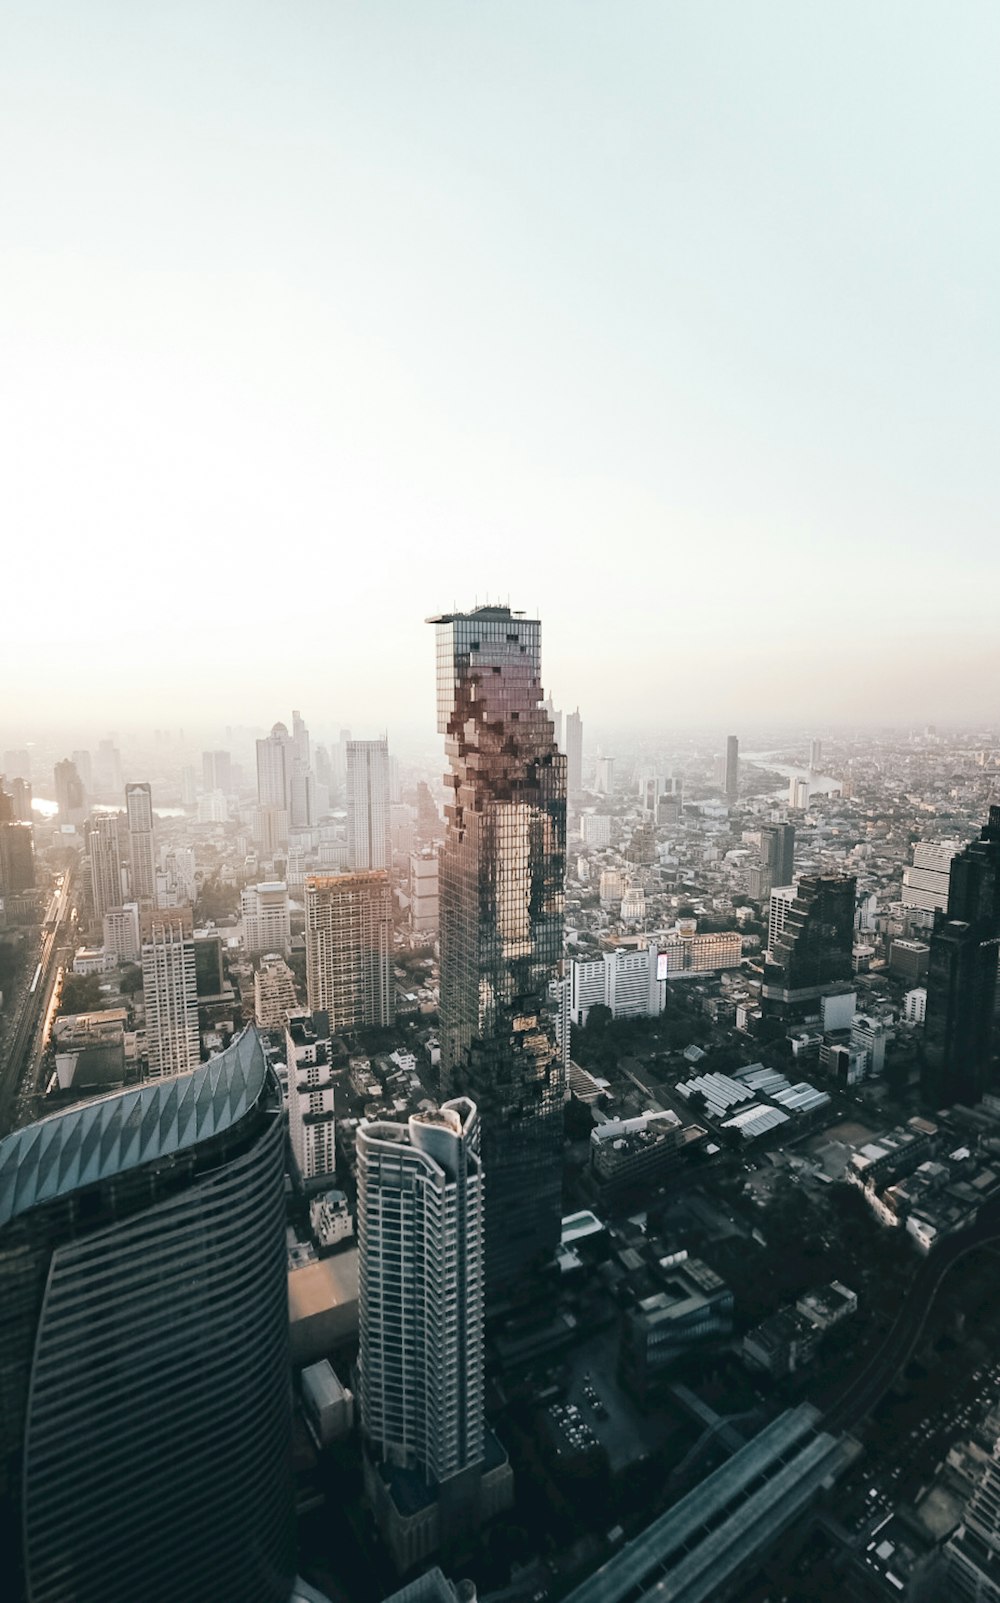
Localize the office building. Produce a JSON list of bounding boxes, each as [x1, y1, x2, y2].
[[595, 755, 615, 795], [889, 938, 930, 984], [53, 757, 86, 824], [242, 880, 291, 956], [0, 812, 34, 896], [569, 945, 666, 1025], [809, 739, 822, 771], [304, 872, 394, 1031], [581, 812, 612, 848], [542, 696, 563, 750], [346, 738, 392, 871], [257, 722, 293, 811], [254, 954, 298, 1029], [410, 849, 440, 933], [659, 928, 743, 976], [255, 804, 289, 855], [0, 1029, 295, 1603], [103, 902, 141, 964], [760, 823, 795, 890], [141, 908, 199, 1078], [924, 808, 1000, 1108], [565, 708, 583, 800], [763, 874, 857, 1013], [125, 782, 156, 905], [767, 884, 797, 957], [285, 1013, 336, 1187], [905, 987, 927, 1025], [358, 1099, 512, 1571], [724, 735, 739, 803], [88, 812, 123, 919], [902, 839, 959, 914], [851, 1015, 888, 1077], [202, 749, 232, 794], [289, 764, 318, 830], [429, 605, 566, 1288]]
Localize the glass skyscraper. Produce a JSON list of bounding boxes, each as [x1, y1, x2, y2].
[[0, 1029, 295, 1603], [428, 605, 566, 1289], [923, 806, 1000, 1107]]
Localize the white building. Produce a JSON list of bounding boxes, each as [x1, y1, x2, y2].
[[569, 945, 666, 1026], [905, 987, 927, 1025], [767, 885, 797, 958], [581, 813, 611, 848], [621, 885, 646, 921], [197, 788, 228, 825], [347, 739, 392, 871], [659, 928, 743, 976], [103, 902, 141, 964], [309, 1189, 354, 1250], [788, 777, 810, 810], [125, 782, 156, 905], [902, 840, 959, 914], [595, 756, 615, 795], [141, 909, 199, 1078], [242, 880, 291, 955], [599, 868, 625, 907], [409, 850, 439, 933], [286, 1013, 337, 1187], [851, 1015, 888, 1077]]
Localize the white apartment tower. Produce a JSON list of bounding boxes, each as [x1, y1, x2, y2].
[[358, 1099, 491, 1563], [285, 1013, 336, 1186], [767, 884, 798, 959], [242, 880, 291, 955], [141, 909, 199, 1078], [125, 783, 156, 905], [347, 739, 392, 871]]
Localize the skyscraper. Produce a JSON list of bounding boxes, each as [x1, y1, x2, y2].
[[429, 604, 566, 1288], [241, 880, 291, 955], [809, 739, 822, 771], [902, 839, 959, 914], [88, 812, 123, 920], [141, 908, 199, 1078], [304, 872, 394, 1031], [0, 1029, 296, 1603], [347, 738, 392, 871], [124, 782, 156, 905], [762, 873, 856, 1013], [201, 749, 232, 794], [760, 822, 795, 891], [358, 1098, 509, 1571], [257, 721, 293, 811], [53, 758, 86, 824], [565, 708, 583, 800], [725, 734, 739, 803], [595, 755, 615, 795], [922, 806, 1000, 1108]]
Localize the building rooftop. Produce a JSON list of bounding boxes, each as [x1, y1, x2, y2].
[[0, 1027, 268, 1228]]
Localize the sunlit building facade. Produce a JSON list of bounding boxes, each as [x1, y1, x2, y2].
[[304, 872, 394, 1032], [429, 605, 566, 1289], [124, 782, 156, 905]]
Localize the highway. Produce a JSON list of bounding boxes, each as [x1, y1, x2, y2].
[[0, 870, 74, 1137]]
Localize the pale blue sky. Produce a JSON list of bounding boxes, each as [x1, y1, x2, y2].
[[2, 2, 998, 733]]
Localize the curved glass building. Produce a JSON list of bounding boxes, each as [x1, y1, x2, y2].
[[0, 1028, 295, 1603]]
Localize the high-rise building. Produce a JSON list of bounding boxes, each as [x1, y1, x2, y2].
[[141, 908, 199, 1078], [253, 953, 298, 1030], [5, 776, 32, 823], [304, 872, 394, 1031], [767, 884, 797, 956], [943, 1442, 1000, 1601], [565, 708, 583, 800], [289, 764, 317, 830], [429, 604, 566, 1288], [595, 755, 615, 795], [902, 840, 959, 914], [124, 782, 156, 905], [542, 697, 563, 751], [202, 749, 232, 794], [724, 735, 739, 803], [358, 1098, 511, 1571], [285, 1013, 336, 1187], [762, 874, 856, 1012], [291, 708, 311, 771], [70, 748, 92, 798], [254, 804, 289, 854], [569, 945, 665, 1025], [53, 758, 86, 824], [257, 722, 293, 811], [760, 823, 795, 890], [923, 807, 1000, 1109], [88, 812, 123, 920], [94, 738, 123, 798], [103, 902, 141, 964], [0, 1029, 296, 1603], [809, 739, 822, 771], [0, 821, 34, 896], [410, 849, 440, 933], [242, 880, 291, 956], [347, 739, 392, 871]]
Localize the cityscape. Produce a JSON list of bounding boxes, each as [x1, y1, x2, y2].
[[3, 5, 1000, 1602]]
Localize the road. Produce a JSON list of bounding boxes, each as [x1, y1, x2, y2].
[[0, 870, 74, 1136]]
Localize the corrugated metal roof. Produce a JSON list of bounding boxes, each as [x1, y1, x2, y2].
[[0, 1027, 268, 1228]]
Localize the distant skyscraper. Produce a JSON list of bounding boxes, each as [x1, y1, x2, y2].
[[256, 721, 292, 811], [902, 840, 959, 914], [6, 776, 32, 823], [88, 812, 123, 919], [0, 1030, 295, 1603], [201, 749, 232, 794], [725, 735, 739, 803], [923, 807, 1000, 1108], [0, 820, 34, 897], [347, 739, 392, 870], [124, 782, 156, 905], [809, 738, 822, 771], [241, 880, 291, 955], [760, 823, 795, 890], [304, 872, 394, 1031], [595, 755, 615, 795], [141, 907, 199, 1078], [291, 708, 311, 770], [70, 748, 92, 799], [429, 605, 566, 1288], [565, 708, 583, 800], [762, 873, 856, 1012], [358, 1098, 509, 1570], [95, 737, 123, 798], [53, 757, 86, 824]]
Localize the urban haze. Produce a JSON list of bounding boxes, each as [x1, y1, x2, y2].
[[2, 6, 1000, 1603]]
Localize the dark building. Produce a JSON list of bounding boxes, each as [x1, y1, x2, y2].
[[0, 1028, 295, 1603], [53, 757, 85, 822], [923, 806, 1000, 1108], [429, 605, 566, 1291], [762, 873, 856, 1015], [0, 821, 35, 896], [724, 735, 739, 804], [760, 823, 795, 889], [201, 749, 232, 794]]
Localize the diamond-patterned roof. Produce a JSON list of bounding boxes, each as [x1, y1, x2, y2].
[[0, 1027, 268, 1228]]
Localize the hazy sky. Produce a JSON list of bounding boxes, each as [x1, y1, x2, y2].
[[3, 2, 999, 736]]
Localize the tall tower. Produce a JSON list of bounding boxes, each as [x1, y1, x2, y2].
[[53, 758, 86, 825], [725, 735, 739, 803], [923, 806, 1000, 1107], [347, 739, 392, 871], [762, 873, 856, 1014], [304, 872, 394, 1031], [0, 1030, 295, 1603], [565, 708, 583, 801], [124, 782, 156, 905], [760, 822, 795, 890], [428, 605, 566, 1289], [256, 722, 292, 811], [141, 908, 199, 1078], [88, 812, 123, 919], [358, 1099, 504, 1569]]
